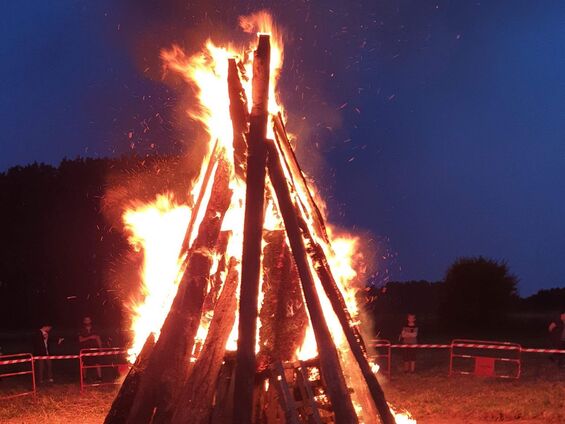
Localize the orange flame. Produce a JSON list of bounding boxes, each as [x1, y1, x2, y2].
[[123, 194, 189, 361]]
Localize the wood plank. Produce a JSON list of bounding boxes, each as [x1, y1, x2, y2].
[[266, 140, 359, 424], [272, 118, 396, 424], [233, 34, 271, 424], [104, 334, 155, 424], [171, 258, 240, 424], [126, 157, 233, 424]]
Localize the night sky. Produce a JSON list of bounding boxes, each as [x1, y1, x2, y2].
[[2, 1, 564, 295]]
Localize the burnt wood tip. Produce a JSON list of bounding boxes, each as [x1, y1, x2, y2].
[[256, 33, 271, 53]]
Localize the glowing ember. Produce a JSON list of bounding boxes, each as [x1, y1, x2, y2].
[[389, 404, 417, 424]]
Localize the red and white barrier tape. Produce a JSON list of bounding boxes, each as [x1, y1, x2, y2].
[[370, 343, 450, 349], [0, 350, 128, 366], [34, 355, 79, 360], [0, 358, 33, 366], [81, 350, 127, 358], [2, 346, 563, 367], [393, 344, 450, 349], [370, 343, 565, 353], [522, 347, 565, 354], [452, 343, 520, 350]]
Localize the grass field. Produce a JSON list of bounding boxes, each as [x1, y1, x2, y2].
[[0, 355, 563, 423], [383, 368, 564, 423]]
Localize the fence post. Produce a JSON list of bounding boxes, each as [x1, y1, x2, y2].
[[79, 351, 84, 393], [449, 341, 454, 377], [31, 356, 36, 397]]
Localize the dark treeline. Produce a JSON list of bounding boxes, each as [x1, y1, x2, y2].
[[367, 280, 564, 342], [0, 155, 198, 333]]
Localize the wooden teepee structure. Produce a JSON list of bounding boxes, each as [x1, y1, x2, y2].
[[104, 34, 396, 424]]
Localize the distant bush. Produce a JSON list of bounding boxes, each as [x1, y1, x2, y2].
[[439, 256, 518, 331], [521, 287, 565, 311]]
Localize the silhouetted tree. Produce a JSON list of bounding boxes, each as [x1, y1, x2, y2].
[[521, 287, 565, 312], [439, 256, 518, 331], [0, 154, 197, 333]]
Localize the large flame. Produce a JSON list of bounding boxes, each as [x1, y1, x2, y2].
[[123, 194, 189, 361], [121, 10, 414, 423]]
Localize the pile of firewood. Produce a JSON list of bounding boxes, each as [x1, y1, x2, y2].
[[104, 35, 395, 424]]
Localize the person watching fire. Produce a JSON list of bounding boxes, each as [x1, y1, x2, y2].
[[548, 311, 565, 367], [399, 313, 419, 373], [33, 323, 57, 384], [79, 316, 103, 382]]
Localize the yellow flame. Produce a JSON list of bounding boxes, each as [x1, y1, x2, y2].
[[238, 10, 284, 116], [123, 194, 189, 361]]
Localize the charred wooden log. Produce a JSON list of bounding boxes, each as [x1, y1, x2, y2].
[[126, 157, 233, 424], [266, 140, 359, 424], [233, 34, 270, 424], [272, 114, 329, 244], [210, 351, 237, 424], [203, 231, 231, 313], [228, 58, 250, 179], [272, 120, 396, 424], [179, 139, 221, 256], [104, 334, 155, 424], [306, 241, 395, 424], [259, 230, 308, 363], [171, 257, 240, 424]]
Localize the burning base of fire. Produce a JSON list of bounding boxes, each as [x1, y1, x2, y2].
[[105, 11, 415, 424]]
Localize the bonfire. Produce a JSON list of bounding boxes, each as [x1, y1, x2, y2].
[[105, 12, 415, 424]]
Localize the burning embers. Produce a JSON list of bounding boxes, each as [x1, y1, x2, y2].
[[106, 11, 415, 424]]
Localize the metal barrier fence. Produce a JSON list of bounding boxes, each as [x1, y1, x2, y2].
[[369, 339, 564, 379], [1, 341, 564, 397], [79, 348, 129, 392], [449, 339, 521, 379], [0, 353, 36, 399]]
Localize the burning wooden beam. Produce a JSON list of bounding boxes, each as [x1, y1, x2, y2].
[[233, 34, 271, 424], [271, 119, 396, 424], [125, 157, 233, 424], [104, 334, 155, 424], [266, 140, 359, 424], [202, 231, 231, 315], [228, 58, 249, 179], [259, 230, 308, 363], [308, 242, 396, 424], [179, 139, 221, 256], [171, 257, 240, 424], [210, 352, 237, 424], [272, 114, 329, 244]]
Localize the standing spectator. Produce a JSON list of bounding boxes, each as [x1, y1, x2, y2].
[[79, 316, 102, 381], [548, 311, 565, 367], [399, 313, 418, 373], [33, 324, 54, 384]]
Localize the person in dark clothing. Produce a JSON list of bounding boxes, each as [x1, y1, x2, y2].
[[33, 324, 54, 384], [399, 313, 418, 373], [548, 311, 565, 367], [79, 316, 102, 381]]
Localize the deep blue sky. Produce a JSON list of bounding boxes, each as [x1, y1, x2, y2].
[[1, 1, 564, 295]]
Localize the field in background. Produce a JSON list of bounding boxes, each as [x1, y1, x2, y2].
[[0, 352, 563, 424]]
